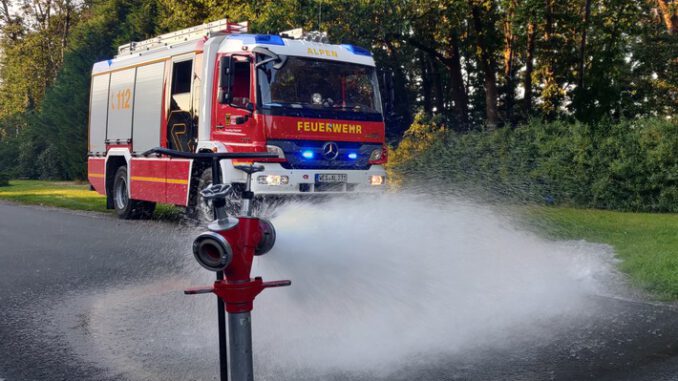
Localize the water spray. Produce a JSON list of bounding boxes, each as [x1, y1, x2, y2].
[[144, 148, 291, 381]]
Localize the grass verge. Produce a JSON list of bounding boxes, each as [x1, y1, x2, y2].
[[525, 207, 678, 300], [0, 180, 181, 219]]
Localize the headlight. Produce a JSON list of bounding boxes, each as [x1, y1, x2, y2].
[[369, 146, 388, 165], [369, 175, 385, 186], [257, 175, 289, 185], [266, 145, 286, 159], [369, 148, 383, 162]]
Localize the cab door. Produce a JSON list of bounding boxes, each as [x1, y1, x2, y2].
[[167, 55, 197, 152], [212, 54, 256, 150]]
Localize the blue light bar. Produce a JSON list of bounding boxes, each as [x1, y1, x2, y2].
[[302, 150, 314, 159], [227, 34, 286, 46], [341, 44, 372, 56], [348, 152, 358, 160], [255, 34, 285, 46]]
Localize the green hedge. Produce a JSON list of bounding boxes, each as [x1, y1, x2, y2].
[[389, 116, 678, 212], [0, 172, 9, 187]]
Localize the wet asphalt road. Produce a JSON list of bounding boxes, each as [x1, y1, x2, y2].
[[1, 202, 678, 381], [0, 202, 196, 381]]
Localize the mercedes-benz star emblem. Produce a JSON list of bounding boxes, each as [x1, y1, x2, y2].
[[322, 142, 339, 160]]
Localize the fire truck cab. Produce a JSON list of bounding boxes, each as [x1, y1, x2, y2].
[[87, 20, 387, 219]]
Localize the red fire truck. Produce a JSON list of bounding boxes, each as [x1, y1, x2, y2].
[[87, 20, 387, 220]]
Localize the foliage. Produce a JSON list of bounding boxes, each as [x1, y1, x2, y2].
[[0, 0, 161, 179], [0, 0, 675, 194], [0, 0, 80, 117], [32, 0, 160, 179], [389, 116, 678, 212]]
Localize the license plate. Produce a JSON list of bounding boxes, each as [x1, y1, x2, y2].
[[315, 174, 347, 183]]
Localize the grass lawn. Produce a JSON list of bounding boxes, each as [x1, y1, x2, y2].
[[0, 180, 181, 218], [525, 207, 678, 300], [0, 180, 108, 212]]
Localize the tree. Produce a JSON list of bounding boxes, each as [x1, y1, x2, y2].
[[502, 0, 518, 123], [0, 0, 78, 118], [577, 0, 592, 89], [1, 0, 677, 179], [655, 0, 677, 34], [523, 15, 536, 116], [469, 0, 500, 128]]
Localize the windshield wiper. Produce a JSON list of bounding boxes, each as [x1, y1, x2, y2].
[[332, 104, 373, 112]]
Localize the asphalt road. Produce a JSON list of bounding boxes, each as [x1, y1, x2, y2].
[[1, 201, 678, 381]]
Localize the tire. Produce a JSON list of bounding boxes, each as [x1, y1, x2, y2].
[[112, 166, 155, 219], [187, 168, 242, 225]]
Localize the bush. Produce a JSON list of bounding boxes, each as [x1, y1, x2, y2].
[[0, 171, 9, 187], [388, 116, 678, 212]]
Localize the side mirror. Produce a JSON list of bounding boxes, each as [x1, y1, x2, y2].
[[252, 46, 286, 69], [218, 56, 233, 104]]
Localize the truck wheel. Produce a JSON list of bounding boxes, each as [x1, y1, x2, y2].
[[112, 166, 153, 219], [187, 168, 241, 224]]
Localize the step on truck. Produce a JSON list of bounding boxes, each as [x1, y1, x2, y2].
[[87, 20, 388, 220]]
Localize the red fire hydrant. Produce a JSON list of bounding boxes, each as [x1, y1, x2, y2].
[[186, 163, 291, 381], [144, 148, 290, 381]]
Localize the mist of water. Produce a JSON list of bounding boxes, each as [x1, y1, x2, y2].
[[53, 192, 623, 380], [249, 193, 619, 378]]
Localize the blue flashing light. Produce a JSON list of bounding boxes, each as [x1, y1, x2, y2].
[[227, 35, 256, 44], [302, 150, 315, 159], [341, 44, 372, 57], [255, 34, 285, 46], [348, 152, 358, 160], [227, 34, 285, 46]]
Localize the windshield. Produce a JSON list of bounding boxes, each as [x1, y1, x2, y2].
[[257, 56, 383, 115]]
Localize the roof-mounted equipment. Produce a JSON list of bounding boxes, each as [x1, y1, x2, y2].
[[279, 28, 329, 43], [117, 19, 248, 57]]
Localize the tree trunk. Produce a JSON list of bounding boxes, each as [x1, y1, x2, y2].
[[470, 1, 499, 129], [541, 0, 560, 117], [544, 0, 554, 46], [503, 0, 517, 123], [431, 59, 445, 113], [0, 0, 20, 41], [419, 51, 433, 114], [524, 20, 536, 115], [0, 0, 10, 23], [577, 0, 592, 88], [657, 0, 678, 34], [384, 40, 413, 138], [61, 0, 72, 60], [45, 0, 52, 26], [447, 32, 469, 129], [406, 34, 470, 130]]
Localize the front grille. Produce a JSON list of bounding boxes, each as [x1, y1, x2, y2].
[[268, 140, 381, 170]]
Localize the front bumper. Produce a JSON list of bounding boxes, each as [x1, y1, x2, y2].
[[242, 163, 387, 195]]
